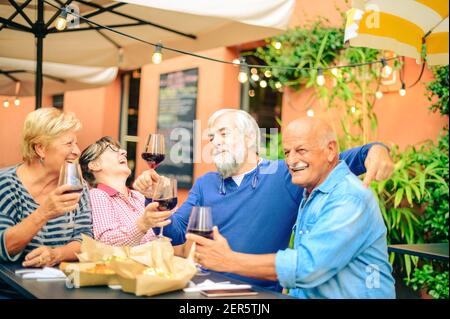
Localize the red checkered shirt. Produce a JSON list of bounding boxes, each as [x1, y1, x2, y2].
[[89, 183, 156, 246]]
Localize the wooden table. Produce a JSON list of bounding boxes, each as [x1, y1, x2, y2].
[[0, 262, 292, 299]]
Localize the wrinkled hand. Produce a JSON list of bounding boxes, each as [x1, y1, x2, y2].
[[137, 202, 174, 233], [185, 226, 234, 272], [363, 144, 394, 187], [22, 246, 62, 268], [133, 170, 160, 197], [40, 184, 81, 220]]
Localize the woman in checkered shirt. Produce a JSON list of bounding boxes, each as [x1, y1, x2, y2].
[[79, 137, 172, 246]]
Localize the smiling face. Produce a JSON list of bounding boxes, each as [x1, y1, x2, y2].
[[38, 130, 81, 173], [208, 114, 249, 178], [282, 118, 338, 193], [95, 143, 131, 178]]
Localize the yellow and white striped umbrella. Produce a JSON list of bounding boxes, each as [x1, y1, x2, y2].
[[345, 0, 448, 66]]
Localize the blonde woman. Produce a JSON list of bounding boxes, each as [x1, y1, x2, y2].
[[0, 108, 93, 267]]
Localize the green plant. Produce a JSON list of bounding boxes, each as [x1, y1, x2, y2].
[[253, 17, 399, 146], [427, 65, 449, 116], [407, 263, 449, 299]]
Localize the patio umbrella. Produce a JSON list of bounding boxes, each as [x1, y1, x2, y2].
[[0, 56, 118, 96], [344, 0, 448, 66], [0, 0, 295, 108]]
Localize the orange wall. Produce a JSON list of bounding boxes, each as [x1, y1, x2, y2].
[[136, 47, 240, 203], [0, 95, 52, 167], [0, 78, 121, 167]]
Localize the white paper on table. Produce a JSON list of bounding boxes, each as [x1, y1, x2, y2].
[[21, 267, 66, 280], [183, 279, 252, 293]]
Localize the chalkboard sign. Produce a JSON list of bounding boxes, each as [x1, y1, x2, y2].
[[156, 68, 198, 188]]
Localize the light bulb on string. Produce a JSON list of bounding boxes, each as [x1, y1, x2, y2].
[[351, 106, 356, 113], [54, 8, 68, 31], [260, 80, 267, 88], [331, 67, 339, 77], [381, 58, 392, 78], [14, 98, 20, 106], [251, 74, 260, 81], [399, 82, 406, 96], [232, 59, 241, 65], [264, 70, 272, 78], [316, 67, 325, 86], [248, 90, 255, 97], [275, 82, 282, 89], [306, 109, 314, 117], [3, 100, 9, 108], [375, 91, 383, 99], [238, 58, 248, 83], [273, 41, 282, 50], [251, 68, 258, 75], [152, 43, 163, 64]]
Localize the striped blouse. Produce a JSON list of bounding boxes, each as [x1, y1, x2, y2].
[[0, 165, 93, 262]]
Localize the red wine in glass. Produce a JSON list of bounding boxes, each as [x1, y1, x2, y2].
[[152, 177, 177, 237], [154, 197, 178, 211], [63, 187, 83, 194], [187, 228, 213, 239], [141, 153, 165, 169], [142, 134, 165, 169]]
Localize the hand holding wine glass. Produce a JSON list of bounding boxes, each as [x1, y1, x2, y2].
[[152, 176, 178, 237]]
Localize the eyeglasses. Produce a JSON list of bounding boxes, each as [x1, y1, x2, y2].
[[80, 138, 121, 165]]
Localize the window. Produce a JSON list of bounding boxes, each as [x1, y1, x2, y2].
[[119, 69, 141, 187], [52, 94, 64, 109]]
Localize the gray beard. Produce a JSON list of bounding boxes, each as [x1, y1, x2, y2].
[[213, 151, 242, 178]]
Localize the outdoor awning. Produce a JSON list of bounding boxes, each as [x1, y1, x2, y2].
[[0, 57, 118, 96], [344, 0, 449, 66], [0, 0, 295, 69]]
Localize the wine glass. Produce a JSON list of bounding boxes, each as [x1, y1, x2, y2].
[[187, 206, 213, 276], [142, 134, 165, 169], [58, 161, 84, 228], [152, 177, 177, 237]]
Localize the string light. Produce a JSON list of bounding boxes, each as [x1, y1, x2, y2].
[[381, 58, 392, 78], [248, 90, 255, 97], [273, 41, 282, 50], [351, 106, 356, 113], [375, 91, 383, 99], [54, 8, 68, 31], [238, 58, 248, 83], [316, 67, 325, 86], [264, 70, 272, 78], [260, 80, 267, 88], [14, 98, 20, 106], [250, 68, 258, 75], [44, 1, 403, 87], [331, 67, 339, 77], [152, 43, 163, 64], [306, 109, 314, 117], [3, 100, 9, 108], [275, 82, 282, 89], [251, 74, 260, 81], [399, 82, 406, 96]]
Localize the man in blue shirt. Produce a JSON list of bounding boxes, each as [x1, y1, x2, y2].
[[187, 116, 396, 298], [134, 109, 394, 291]]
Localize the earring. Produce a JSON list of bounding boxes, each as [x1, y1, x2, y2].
[[39, 157, 45, 164]]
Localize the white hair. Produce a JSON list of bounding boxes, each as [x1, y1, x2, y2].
[[207, 109, 261, 154]]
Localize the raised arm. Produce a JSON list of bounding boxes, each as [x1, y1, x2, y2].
[[340, 143, 393, 186]]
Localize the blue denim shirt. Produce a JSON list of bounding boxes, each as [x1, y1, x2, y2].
[[275, 161, 396, 299]]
